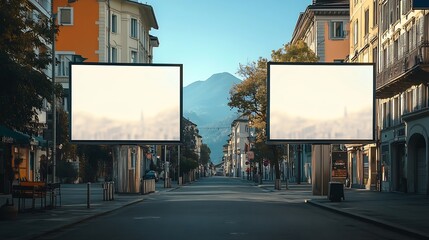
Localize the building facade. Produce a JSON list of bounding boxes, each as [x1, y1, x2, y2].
[[54, 0, 159, 193], [376, 0, 429, 194], [0, 0, 53, 194], [345, 0, 379, 191], [227, 117, 253, 178]]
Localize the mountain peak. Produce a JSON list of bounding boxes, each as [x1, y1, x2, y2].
[[183, 72, 242, 164]]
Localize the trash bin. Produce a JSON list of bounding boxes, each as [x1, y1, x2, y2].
[[328, 182, 344, 202]]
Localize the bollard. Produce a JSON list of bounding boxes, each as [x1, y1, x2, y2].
[[111, 181, 114, 200], [87, 182, 91, 209], [102, 182, 106, 201], [108, 182, 113, 201]]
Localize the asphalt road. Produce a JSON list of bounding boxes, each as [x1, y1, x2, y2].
[[36, 177, 415, 240]]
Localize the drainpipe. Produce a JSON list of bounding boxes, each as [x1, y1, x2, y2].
[[107, 0, 111, 63]]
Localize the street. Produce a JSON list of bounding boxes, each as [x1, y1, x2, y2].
[[35, 177, 414, 240]]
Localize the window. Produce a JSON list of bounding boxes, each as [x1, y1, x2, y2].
[[57, 54, 72, 77], [394, 39, 399, 60], [354, 20, 359, 46], [381, 2, 388, 32], [58, 7, 73, 25], [402, 0, 411, 15], [395, 0, 400, 22], [112, 47, 117, 63], [364, 9, 369, 36], [330, 21, 344, 39], [382, 47, 387, 69], [130, 18, 138, 38], [373, 0, 378, 26], [131, 50, 137, 63], [111, 14, 117, 33], [373, 46, 378, 72]]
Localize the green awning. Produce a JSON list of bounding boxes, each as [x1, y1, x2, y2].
[[0, 125, 30, 144]]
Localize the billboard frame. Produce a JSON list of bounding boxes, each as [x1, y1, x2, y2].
[[266, 62, 376, 145], [69, 62, 183, 145]]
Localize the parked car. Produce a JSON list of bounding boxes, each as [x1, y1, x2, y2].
[[144, 170, 159, 182]]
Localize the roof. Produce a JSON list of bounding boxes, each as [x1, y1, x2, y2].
[[149, 35, 159, 47], [291, 0, 349, 42], [126, 0, 159, 30]]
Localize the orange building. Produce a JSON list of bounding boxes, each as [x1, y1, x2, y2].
[[292, 0, 350, 62], [55, 0, 100, 62], [53, 0, 159, 192]]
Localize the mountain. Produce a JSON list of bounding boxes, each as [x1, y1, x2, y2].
[[183, 72, 241, 164]]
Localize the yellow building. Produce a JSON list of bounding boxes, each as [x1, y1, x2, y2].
[[346, 0, 379, 191]]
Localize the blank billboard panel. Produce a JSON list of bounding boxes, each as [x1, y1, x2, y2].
[[267, 62, 375, 144], [70, 63, 182, 144]]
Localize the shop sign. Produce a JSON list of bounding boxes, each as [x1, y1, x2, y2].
[[1, 136, 14, 144]]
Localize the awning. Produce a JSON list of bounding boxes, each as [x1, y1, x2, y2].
[[0, 125, 30, 144]]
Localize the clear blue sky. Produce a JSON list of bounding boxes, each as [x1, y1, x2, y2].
[[144, 0, 312, 86]]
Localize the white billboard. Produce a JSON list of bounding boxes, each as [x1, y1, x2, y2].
[[70, 63, 182, 144], [267, 62, 375, 144]]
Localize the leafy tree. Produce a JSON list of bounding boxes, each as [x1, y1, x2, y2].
[[57, 160, 78, 183], [200, 144, 211, 165], [77, 145, 112, 182], [0, 0, 58, 134], [228, 40, 318, 187]]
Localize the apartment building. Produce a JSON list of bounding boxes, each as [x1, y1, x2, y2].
[[227, 117, 252, 178], [54, 0, 159, 193], [376, 0, 429, 194], [345, 0, 379, 191]]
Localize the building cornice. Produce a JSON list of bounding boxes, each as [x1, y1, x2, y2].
[[126, 0, 159, 29]]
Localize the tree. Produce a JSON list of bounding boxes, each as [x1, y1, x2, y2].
[[228, 40, 318, 188], [200, 144, 211, 165], [77, 145, 112, 183], [0, 0, 58, 134]]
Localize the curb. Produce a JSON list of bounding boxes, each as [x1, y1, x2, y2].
[[305, 199, 429, 240], [25, 198, 145, 240]]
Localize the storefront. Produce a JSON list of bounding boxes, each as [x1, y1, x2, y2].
[[0, 125, 47, 193]]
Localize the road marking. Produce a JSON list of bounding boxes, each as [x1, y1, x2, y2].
[[133, 216, 161, 220]]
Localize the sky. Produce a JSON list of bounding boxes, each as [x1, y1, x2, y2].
[[143, 0, 313, 86]]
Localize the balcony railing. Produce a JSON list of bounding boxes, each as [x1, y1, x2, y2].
[[376, 41, 429, 99]]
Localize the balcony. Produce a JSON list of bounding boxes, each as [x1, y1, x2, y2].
[[376, 41, 429, 99]]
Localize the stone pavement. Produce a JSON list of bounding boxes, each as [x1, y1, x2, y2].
[[253, 180, 429, 240], [0, 181, 178, 240]]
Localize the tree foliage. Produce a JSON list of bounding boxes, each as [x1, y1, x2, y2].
[[0, 0, 58, 134], [228, 40, 318, 181], [200, 144, 211, 165], [77, 145, 112, 182]]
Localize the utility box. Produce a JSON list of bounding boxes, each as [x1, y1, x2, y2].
[[328, 182, 345, 202]]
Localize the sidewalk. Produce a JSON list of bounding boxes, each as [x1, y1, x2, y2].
[[253, 180, 429, 240], [0, 182, 178, 240]]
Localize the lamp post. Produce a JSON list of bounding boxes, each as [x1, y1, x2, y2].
[[297, 144, 302, 184], [51, 0, 57, 184]]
